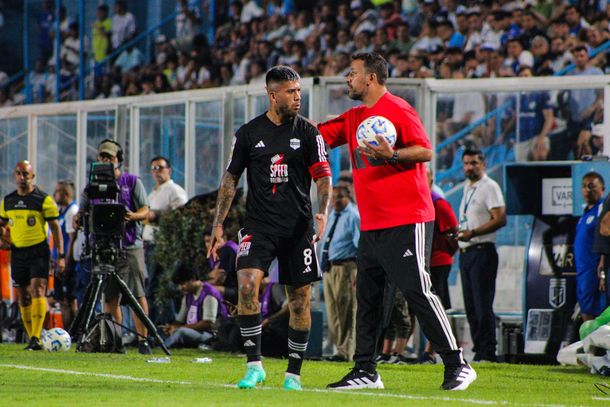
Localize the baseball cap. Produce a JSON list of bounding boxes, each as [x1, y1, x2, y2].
[[591, 123, 606, 137], [98, 140, 119, 157], [480, 42, 498, 52]]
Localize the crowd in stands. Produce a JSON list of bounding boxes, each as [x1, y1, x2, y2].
[[0, 0, 607, 106]]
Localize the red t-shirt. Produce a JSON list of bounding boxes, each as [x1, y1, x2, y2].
[[318, 92, 434, 231], [430, 194, 459, 267]]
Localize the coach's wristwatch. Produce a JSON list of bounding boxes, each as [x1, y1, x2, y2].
[[386, 150, 399, 165]]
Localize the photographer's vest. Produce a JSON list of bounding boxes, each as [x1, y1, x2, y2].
[[117, 173, 139, 247], [185, 282, 228, 324]]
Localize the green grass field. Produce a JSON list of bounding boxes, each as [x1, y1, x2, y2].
[[0, 344, 609, 406]]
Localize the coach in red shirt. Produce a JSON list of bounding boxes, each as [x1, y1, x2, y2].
[[318, 52, 476, 392]]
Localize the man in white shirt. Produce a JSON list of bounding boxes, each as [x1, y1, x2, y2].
[[457, 148, 506, 363], [144, 156, 187, 323], [111, 0, 136, 50]]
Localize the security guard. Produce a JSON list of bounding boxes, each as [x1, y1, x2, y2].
[[0, 161, 64, 350]]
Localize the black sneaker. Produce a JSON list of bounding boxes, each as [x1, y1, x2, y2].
[[374, 353, 391, 364], [327, 368, 384, 390], [442, 363, 477, 391], [138, 340, 152, 355], [414, 352, 437, 365], [25, 336, 43, 351], [392, 354, 418, 365]]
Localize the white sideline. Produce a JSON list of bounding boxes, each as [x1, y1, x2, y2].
[[0, 363, 585, 406]]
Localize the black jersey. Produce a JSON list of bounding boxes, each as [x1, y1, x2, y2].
[[227, 113, 328, 237]]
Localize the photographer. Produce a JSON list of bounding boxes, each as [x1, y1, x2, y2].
[[75, 140, 152, 355]]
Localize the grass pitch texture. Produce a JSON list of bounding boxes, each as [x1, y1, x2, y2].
[[0, 345, 609, 406]]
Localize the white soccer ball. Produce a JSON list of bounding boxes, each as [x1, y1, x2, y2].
[[356, 116, 397, 148], [42, 328, 72, 352]]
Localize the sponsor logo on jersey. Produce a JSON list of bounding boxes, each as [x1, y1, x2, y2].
[[289, 138, 300, 150], [270, 154, 288, 193], [238, 233, 252, 257], [15, 200, 26, 209]]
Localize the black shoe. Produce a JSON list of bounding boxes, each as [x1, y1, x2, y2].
[[327, 367, 384, 390], [374, 353, 392, 364], [25, 336, 43, 351], [414, 352, 437, 365], [393, 354, 418, 365], [442, 363, 477, 391], [325, 354, 347, 362], [138, 340, 152, 355]]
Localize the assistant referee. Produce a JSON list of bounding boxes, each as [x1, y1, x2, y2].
[[0, 161, 64, 350]]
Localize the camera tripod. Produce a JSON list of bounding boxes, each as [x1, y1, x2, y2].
[[70, 260, 171, 356]]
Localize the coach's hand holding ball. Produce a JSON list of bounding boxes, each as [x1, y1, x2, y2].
[[359, 135, 396, 162]]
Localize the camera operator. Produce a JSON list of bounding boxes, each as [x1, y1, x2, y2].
[[75, 140, 152, 355], [0, 161, 65, 351]]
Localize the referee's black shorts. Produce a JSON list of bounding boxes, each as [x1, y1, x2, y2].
[[11, 241, 50, 288], [236, 226, 321, 285]]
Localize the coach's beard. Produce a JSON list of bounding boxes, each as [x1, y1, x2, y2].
[[278, 104, 298, 122]]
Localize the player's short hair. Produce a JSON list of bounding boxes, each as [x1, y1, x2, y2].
[[265, 65, 300, 88], [583, 171, 605, 188], [352, 52, 388, 85], [56, 180, 75, 198], [172, 261, 197, 285], [150, 155, 171, 168], [462, 147, 485, 162], [572, 45, 588, 55]]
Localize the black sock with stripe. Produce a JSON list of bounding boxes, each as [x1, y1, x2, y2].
[[238, 313, 262, 363], [287, 327, 309, 375]]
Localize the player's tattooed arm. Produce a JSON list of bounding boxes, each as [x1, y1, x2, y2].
[[313, 175, 332, 242], [212, 171, 240, 226], [208, 171, 240, 260]]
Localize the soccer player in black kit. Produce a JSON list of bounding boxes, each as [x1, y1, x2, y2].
[[208, 66, 332, 391]]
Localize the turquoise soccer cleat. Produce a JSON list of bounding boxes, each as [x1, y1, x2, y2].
[[237, 365, 266, 389], [283, 375, 302, 391]]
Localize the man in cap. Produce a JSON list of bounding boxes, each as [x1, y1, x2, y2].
[[76, 139, 152, 354], [0, 161, 64, 350]]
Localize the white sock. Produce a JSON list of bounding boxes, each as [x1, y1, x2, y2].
[[285, 372, 300, 380], [247, 361, 263, 369]]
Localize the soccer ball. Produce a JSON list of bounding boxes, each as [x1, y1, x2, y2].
[[42, 328, 72, 352], [356, 116, 397, 148]]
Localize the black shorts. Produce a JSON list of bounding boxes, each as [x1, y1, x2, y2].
[[236, 226, 321, 285], [11, 241, 50, 288]]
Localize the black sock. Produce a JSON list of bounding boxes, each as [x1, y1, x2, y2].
[[286, 327, 309, 375], [238, 313, 262, 363]]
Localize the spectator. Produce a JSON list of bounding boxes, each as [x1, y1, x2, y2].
[[36, 0, 54, 63], [111, 0, 136, 50], [565, 5, 589, 36], [575, 172, 606, 321], [530, 35, 552, 73], [436, 19, 464, 49], [162, 262, 227, 349], [92, 4, 111, 64], [504, 37, 534, 75], [512, 66, 554, 161], [335, 28, 355, 55], [520, 11, 546, 49], [247, 59, 267, 85], [175, 0, 201, 53], [143, 156, 187, 323], [549, 36, 573, 73], [205, 229, 238, 306], [464, 7, 483, 51], [566, 46, 604, 158], [29, 59, 52, 103], [241, 0, 264, 24], [114, 42, 144, 74], [457, 148, 507, 362], [321, 185, 360, 362], [60, 23, 86, 74], [390, 23, 415, 54]]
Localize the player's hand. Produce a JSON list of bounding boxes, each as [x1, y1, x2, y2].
[[314, 213, 327, 243], [207, 225, 226, 261], [359, 135, 393, 161]]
